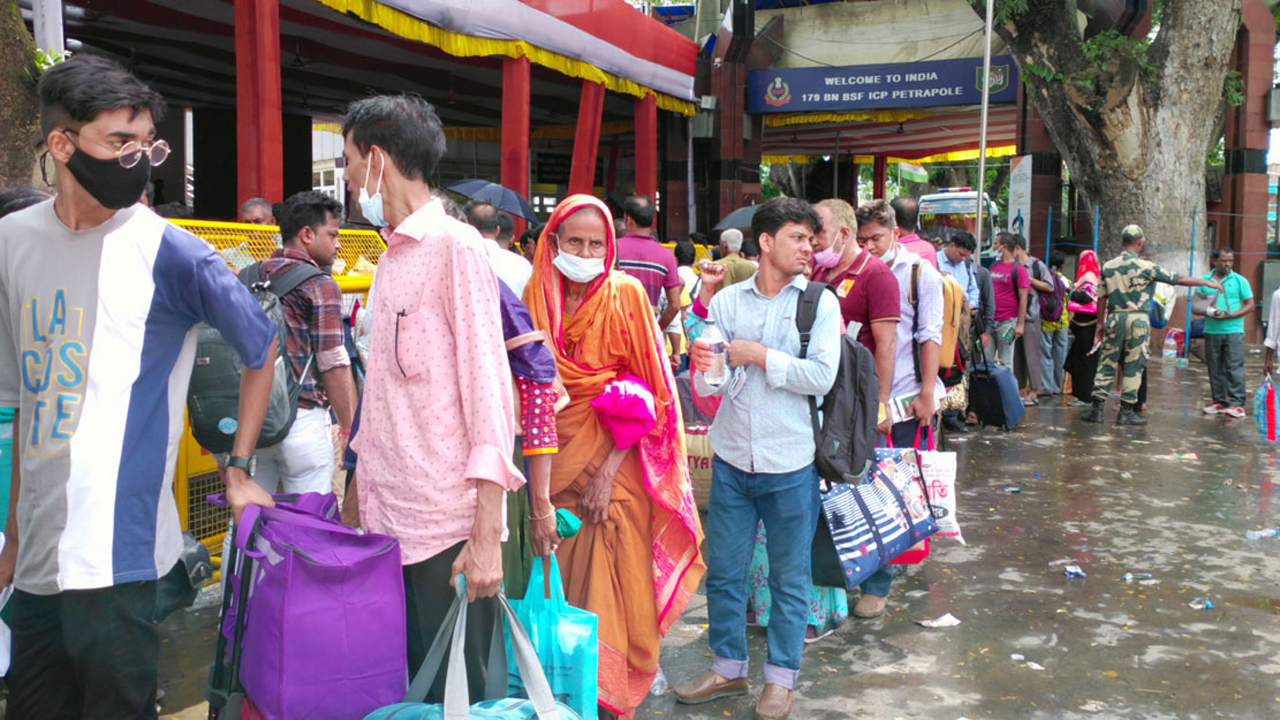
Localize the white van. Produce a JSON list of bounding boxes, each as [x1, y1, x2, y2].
[[916, 189, 1000, 260]]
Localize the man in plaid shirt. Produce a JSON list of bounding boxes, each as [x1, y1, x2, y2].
[[252, 190, 358, 492]]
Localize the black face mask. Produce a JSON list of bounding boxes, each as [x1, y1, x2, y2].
[[65, 148, 151, 210]]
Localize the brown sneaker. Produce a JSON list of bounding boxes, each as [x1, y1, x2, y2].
[[754, 683, 793, 720], [674, 669, 749, 705], [853, 593, 888, 618]]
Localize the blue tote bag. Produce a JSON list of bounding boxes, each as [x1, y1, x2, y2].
[[506, 556, 598, 720], [814, 445, 939, 589], [363, 577, 582, 720]]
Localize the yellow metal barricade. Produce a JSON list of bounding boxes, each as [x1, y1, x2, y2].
[[169, 221, 382, 556], [660, 241, 713, 266], [172, 219, 386, 276]]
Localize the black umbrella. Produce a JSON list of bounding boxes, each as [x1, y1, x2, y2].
[[445, 179, 539, 222], [713, 204, 758, 232]]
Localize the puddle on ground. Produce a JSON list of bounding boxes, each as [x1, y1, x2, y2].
[[1219, 596, 1280, 615]]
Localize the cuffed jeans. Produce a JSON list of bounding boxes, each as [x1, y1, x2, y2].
[[706, 457, 820, 690], [1039, 326, 1069, 395], [1205, 332, 1247, 407]]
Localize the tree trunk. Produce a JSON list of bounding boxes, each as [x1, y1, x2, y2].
[[0, 0, 40, 188], [981, 0, 1242, 274]]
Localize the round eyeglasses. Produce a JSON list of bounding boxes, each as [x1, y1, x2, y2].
[[64, 130, 170, 168]]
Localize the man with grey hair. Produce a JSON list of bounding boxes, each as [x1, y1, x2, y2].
[[465, 200, 531, 297], [240, 197, 275, 225], [715, 227, 756, 290]]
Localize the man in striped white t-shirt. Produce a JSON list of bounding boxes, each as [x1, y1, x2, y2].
[[0, 55, 278, 719]]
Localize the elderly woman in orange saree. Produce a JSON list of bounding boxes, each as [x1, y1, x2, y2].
[[523, 195, 705, 719]]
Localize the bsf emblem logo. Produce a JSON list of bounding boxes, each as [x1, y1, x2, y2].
[[978, 65, 1009, 93], [764, 77, 791, 107]]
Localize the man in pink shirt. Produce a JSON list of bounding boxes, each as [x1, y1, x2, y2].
[[890, 196, 939, 270], [341, 95, 523, 702]]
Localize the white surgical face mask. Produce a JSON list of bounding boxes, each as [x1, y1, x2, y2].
[[553, 252, 606, 284], [357, 150, 386, 227]]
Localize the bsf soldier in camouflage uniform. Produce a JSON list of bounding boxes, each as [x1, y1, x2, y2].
[[1083, 225, 1222, 425]]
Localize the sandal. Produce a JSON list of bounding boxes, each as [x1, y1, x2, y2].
[[1022, 397, 1038, 407]]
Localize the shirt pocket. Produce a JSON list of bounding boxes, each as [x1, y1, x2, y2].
[[393, 310, 430, 380]]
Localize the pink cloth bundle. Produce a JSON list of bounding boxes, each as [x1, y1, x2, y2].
[[590, 373, 658, 449]]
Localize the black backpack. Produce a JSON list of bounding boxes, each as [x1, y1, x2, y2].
[[796, 283, 880, 484], [187, 262, 323, 454]]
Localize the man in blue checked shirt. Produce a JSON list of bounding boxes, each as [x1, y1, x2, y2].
[[674, 198, 839, 720]]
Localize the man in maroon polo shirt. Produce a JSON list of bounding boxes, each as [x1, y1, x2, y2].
[[810, 198, 900, 435], [615, 194, 682, 330]]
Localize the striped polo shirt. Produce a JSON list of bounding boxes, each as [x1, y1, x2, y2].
[[615, 231, 681, 308]]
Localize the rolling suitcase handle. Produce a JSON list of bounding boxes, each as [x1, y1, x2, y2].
[[206, 509, 265, 720]]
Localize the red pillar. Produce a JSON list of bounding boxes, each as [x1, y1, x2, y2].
[[1218, 0, 1275, 342], [234, 0, 283, 208], [634, 93, 658, 200], [501, 56, 530, 233], [569, 81, 605, 196], [873, 156, 887, 200]]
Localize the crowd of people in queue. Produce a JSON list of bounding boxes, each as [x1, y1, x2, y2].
[[0, 54, 1264, 720]]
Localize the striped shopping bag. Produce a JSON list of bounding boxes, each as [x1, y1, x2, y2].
[[1254, 374, 1280, 442]]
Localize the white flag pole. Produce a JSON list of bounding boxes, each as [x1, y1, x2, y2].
[[975, 0, 995, 251]]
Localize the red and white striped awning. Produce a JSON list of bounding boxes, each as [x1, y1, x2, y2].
[[762, 105, 1017, 161]]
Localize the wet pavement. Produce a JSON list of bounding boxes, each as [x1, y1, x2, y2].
[[160, 351, 1280, 720]]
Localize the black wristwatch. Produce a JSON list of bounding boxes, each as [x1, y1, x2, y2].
[[225, 455, 256, 477]]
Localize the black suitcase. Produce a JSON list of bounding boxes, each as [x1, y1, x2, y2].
[[969, 360, 1024, 429]]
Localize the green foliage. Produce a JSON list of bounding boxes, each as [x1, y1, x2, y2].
[[1080, 30, 1156, 80], [760, 162, 783, 200], [1207, 138, 1225, 166], [34, 47, 70, 72], [1223, 70, 1244, 107], [26, 47, 70, 83], [969, 0, 1030, 26], [1024, 62, 1063, 84]]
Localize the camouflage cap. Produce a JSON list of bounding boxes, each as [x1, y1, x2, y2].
[[1121, 224, 1144, 243]]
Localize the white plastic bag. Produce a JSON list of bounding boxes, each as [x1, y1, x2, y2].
[[0, 584, 12, 675], [919, 444, 963, 544]]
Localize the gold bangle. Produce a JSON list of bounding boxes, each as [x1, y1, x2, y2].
[[530, 509, 555, 522]]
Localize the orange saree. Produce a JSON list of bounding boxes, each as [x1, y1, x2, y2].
[[523, 195, 705, 717]]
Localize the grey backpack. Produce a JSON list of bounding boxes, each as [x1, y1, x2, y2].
[[186, 262, 322, 454]]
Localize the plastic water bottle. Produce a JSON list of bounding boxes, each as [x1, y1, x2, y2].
[[700, 320, 728, 387], [1162, 335, 1177, 360], [1245, 528, 1279, 539]]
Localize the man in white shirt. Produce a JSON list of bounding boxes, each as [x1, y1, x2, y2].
[[465, 200, 532, 297], [1264, 285, 1280, 376], [853, 198, 944, 620]]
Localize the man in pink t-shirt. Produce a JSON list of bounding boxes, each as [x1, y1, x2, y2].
[[890, 196, 939, 270], [987, 233, 1029, 367]]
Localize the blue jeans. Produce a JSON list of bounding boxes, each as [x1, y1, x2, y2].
[[706, 458, 820, 690]]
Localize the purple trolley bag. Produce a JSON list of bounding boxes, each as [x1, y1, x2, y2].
[[215, 500, 408, 720]]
